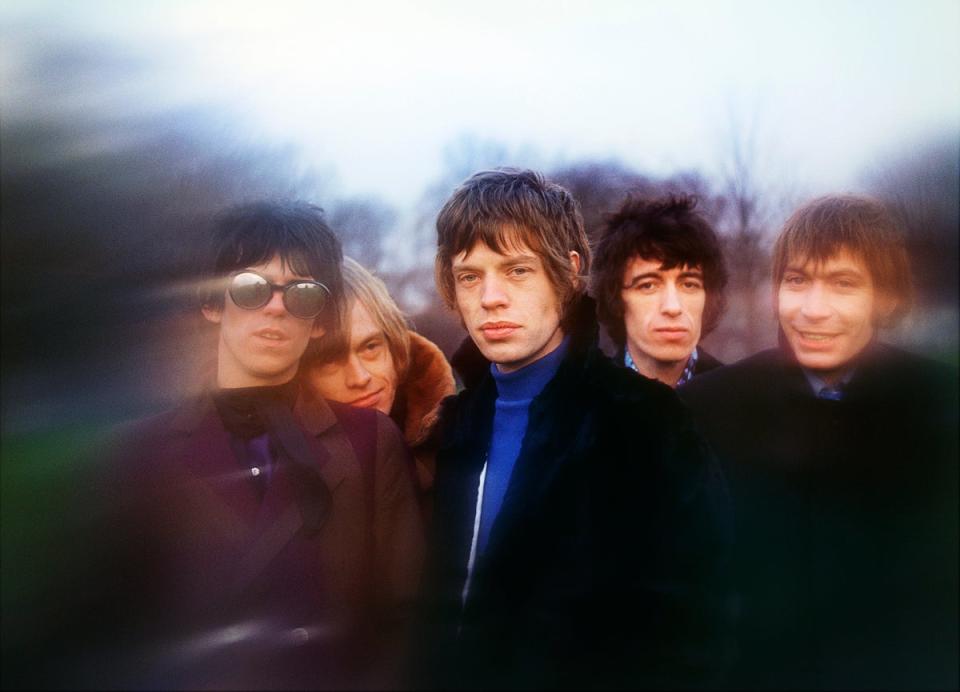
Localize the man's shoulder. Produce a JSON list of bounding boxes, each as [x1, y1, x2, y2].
[[97, 398, 212, 500], [305, 404, 406, 492], [859, 342, 959, 404], [565, 350, 696, 435], [111, 398, 205, 450], [326, 400, 407, 451], [869, 342, 956, 378], [695, 348, 724, 374], [682, 348, 784, 403], [587, 349, 680, 402]]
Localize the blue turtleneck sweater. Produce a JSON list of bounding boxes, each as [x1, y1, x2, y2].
[[476, 336, 570, 555]]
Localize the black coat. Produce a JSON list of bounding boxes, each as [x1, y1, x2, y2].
[[415, 297, 735, 689], [681, 343, 960, 690]]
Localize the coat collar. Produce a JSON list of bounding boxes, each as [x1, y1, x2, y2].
[[169, 379, 339, 438], [165, 380, 348, 522], [393, 331, 456, 447]]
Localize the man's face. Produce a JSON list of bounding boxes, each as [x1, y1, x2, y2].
[[203, 254, 325, 388], [621, 257, 705, 373], [778, 248, 880, 383], [306, 300, 399, 416], [452, 237, 568, 373]]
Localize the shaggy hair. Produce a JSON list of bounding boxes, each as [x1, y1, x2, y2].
[[773, 195, 913, 327], [435, 168, 590, 329], [590, 194, 728, 347], [199, 200, 344, 333], [305, 257, 412, 379]]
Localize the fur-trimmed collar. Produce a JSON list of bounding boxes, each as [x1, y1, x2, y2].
[[393, 331, 456, 448]]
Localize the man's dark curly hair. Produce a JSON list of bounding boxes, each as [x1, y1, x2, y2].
[[590, 194, 728, 347]]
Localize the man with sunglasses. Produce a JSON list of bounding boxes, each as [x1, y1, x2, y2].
[[60, 201, 424, 689]]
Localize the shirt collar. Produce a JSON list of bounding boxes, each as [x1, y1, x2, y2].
[[802, 368, 855, 399], [625, 346, 699, 388]]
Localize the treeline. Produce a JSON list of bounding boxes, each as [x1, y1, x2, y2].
[[2, 56, 957, 426]]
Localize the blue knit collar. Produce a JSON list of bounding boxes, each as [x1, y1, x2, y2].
[[490, 335, 570, 402]]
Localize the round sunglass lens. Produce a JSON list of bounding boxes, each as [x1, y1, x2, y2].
[[284, 282, 327, 319], [229, 272, 272, 310]]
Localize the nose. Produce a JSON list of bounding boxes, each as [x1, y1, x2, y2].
[[800, 281, 831, 320], [480, 276, 509, 310], [660, 283, 682, 316], [262, 287, 287, 316], [344, 355, 372, 389]]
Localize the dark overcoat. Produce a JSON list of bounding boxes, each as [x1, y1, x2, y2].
[[45, 387, 424, 689], [415, 297, 735, 689], [681, 342, 960, 690]]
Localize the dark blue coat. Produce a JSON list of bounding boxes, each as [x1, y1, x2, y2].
[[415, 296, 735, 689]]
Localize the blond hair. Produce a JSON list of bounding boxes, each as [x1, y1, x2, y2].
[[305, 257, 411, 377]]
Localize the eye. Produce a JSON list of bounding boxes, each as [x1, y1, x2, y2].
[[783, 274, 806, 286], [457, 272, 479, 285], [636, 281, 657, 292], [681, 279, 704, 291], [360, 340, 384, 358], [834, 278, 859, 289], [509, 266, 532, 277]]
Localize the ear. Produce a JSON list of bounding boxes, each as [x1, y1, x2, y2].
[[201, 304, 222, 325], [569, 250, 582, 275], [874, 293, 898, 327], [310, 323, 326, 340]]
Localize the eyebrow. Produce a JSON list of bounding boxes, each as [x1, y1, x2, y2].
[[624, 268, 703, 287], [624, 271, 662, 287], [677, 269, 704, 279], [826, 270, 866, 281], [453, 254, 539, 272], [783, 265, 810, 276], [354, 325, 384, 345], [784, 265, 866, 280]]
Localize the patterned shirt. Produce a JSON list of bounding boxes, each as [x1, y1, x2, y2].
[[625, 347, 700, 387]]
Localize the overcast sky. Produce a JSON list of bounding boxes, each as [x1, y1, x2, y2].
[[2, 0, 958, 207]]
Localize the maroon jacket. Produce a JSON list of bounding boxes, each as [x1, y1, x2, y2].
[[86, 386, 424, 689]]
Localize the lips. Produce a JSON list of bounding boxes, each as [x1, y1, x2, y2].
[[480, 321, 521, 340], [349, 390, 383, 409], [792, 328, 840, 349], [654, 327, 690, 341], [253, 327, 290, 342]]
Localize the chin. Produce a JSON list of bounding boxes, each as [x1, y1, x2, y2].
[[495, 344, 539, 366], [797, 356, 843, 373], [649, 346, 692, 363]]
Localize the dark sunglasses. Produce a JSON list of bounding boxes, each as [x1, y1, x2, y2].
[[227, 271, 330, 319]]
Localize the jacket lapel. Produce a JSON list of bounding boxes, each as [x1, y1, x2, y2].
[[170, 395, 263, 532], [166, 389, 355, 599], [294, 389, 351, 493]]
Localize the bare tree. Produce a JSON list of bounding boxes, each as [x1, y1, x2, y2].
[[328, 197, 397, 270], [709, 107, 781, 359]]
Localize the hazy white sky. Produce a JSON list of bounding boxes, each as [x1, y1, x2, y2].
[[2, 0, 958, 207]]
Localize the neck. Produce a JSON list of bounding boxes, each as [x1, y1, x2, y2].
[[217, 343, 299, 388], [495, 326, 565, 375], [491, 335, 570, 402], [217, 367, 298, 389]]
